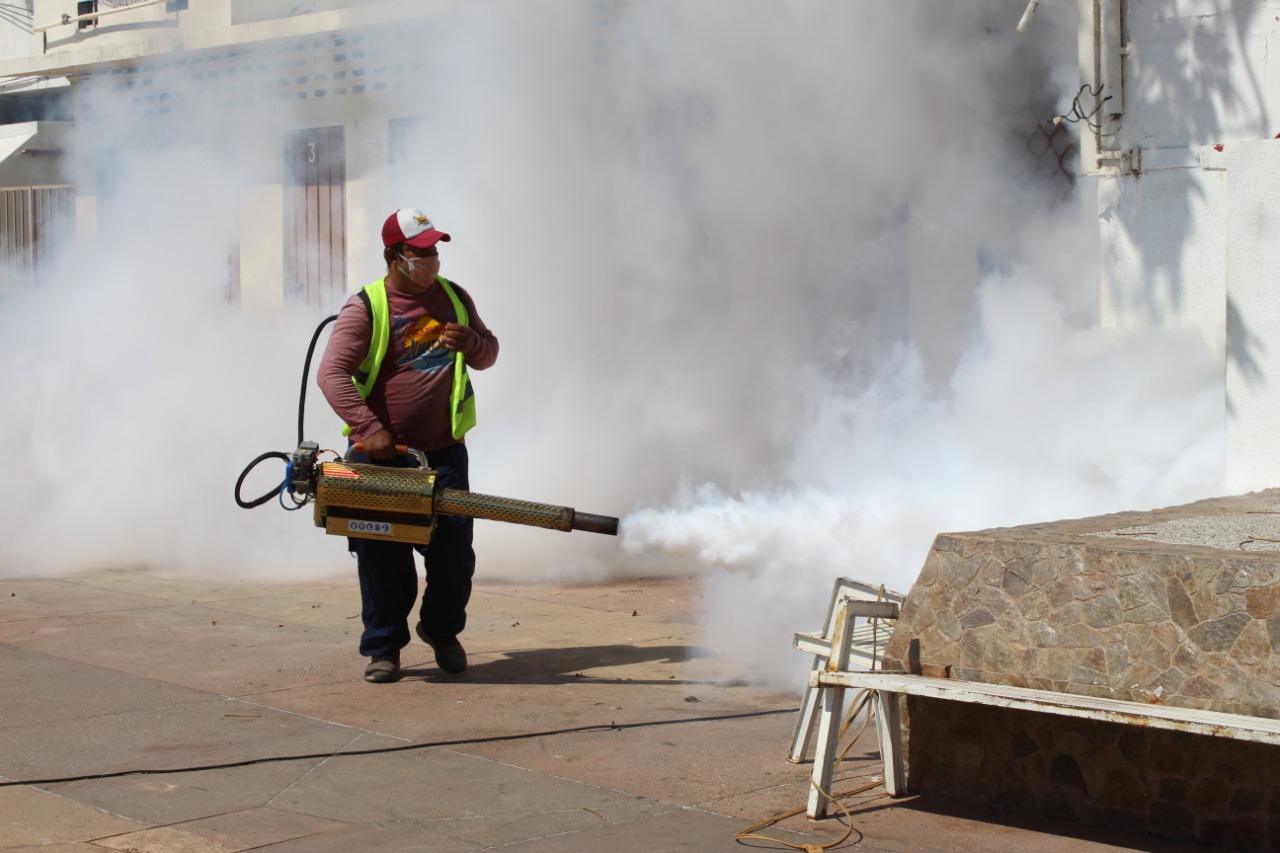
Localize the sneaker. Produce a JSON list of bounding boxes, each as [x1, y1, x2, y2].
[[416, 621, 467, 674], [364, 653, 401, 683]]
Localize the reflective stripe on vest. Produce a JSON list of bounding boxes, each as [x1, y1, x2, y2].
[[345, 275, 477, 440]]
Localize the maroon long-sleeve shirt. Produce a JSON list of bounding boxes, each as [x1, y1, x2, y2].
[[317, 278, 499, 451]]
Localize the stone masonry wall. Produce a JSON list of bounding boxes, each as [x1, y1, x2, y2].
[[882, 534, 1280, 714], [904, 697, 1280, 849], [879, 492, 1280, 850]]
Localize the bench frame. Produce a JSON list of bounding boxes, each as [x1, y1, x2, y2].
[[789, 577, 902, 765], [806, 669, 1280, 820]]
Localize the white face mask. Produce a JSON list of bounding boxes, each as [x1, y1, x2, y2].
[[397, 253, 435, 280]]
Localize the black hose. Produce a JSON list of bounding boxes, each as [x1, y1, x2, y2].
[[298, 314, 339, 446], [234, 451, 292, 509], [235, 313, 338, 511]]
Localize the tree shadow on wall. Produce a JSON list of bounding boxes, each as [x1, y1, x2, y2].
[[1227, 294, 1266, 417], [1104, 3, 1269, 330]]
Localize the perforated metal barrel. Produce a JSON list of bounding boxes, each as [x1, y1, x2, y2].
[[316, 463, 436, 513], [316, 459, 618, 536], [436, 488, 574, 531]]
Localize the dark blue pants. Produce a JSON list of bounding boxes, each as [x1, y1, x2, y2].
[[349, 443, 475, 659]]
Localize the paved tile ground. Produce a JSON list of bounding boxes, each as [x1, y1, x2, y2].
[[0, 568, 1219, 851]]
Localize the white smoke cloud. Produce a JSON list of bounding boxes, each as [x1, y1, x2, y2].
[[0, 137, 347, 580], [0, 2, 1223, 689], [622, 262, 1221, 685]]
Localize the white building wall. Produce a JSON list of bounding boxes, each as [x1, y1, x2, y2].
[[19, 0, 427, 74], [0, 1, 72, 189], [1097, 161, 1222, 337], [3, 0, 444, 312], [1220, 140, 1280, 487], [1, 1, 37, 62], [1087, 0, 1280, 491], [10, 1, 1280, 491]]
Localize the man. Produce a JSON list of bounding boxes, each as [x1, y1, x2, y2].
[[318, 208, 499, 683]]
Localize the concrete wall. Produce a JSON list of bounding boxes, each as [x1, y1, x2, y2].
[[0, 120, 71, 186], [1085, 1, 1280, 491], [0, 0, 71, 182], [18, 0, 428, 71], [0, 1, 36, 64]]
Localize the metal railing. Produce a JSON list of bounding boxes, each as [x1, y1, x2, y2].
[[0, 184, 74, 313], [34, 0, 171, 33]]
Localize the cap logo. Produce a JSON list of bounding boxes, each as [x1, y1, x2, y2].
[[415, 214, 429, 227]]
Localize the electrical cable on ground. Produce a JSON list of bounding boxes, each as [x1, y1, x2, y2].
[[0, 707, 793, 788], [734, 688, 882, 852], [737, 587, 895, 851]]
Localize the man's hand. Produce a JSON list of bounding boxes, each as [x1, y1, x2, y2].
[[361, 428, 397, 459], [441, 323, 477, 354]]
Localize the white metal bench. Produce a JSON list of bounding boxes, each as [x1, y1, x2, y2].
[[788, 577, 903, 765], [806, 669, 1280, 820]]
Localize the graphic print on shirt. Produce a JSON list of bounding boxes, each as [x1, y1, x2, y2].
[[393, 311, 455, 375]]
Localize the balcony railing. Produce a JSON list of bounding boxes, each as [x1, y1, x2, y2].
[[35, 0, 185, 33]]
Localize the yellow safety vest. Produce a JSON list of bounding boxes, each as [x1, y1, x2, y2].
[[345, 276, 477, 440]]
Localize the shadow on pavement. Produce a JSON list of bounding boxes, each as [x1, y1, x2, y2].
[[401, 642, 736, 686]]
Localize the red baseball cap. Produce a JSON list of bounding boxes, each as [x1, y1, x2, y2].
[[382, 208, 452, 249]]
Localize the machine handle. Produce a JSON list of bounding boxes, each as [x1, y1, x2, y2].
[[346, 443, 429, 469]]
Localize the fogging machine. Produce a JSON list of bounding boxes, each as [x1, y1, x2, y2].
[[235, 315, 619, 544], [289, 441, 616, 544]]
